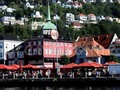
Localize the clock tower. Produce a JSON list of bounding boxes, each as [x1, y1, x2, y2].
[[42, 1, 58, 39]]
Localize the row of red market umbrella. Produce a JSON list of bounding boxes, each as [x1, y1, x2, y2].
[[0, 64, 40, 70], [60, 61, 119, 69], [0, 61, 118, 71]]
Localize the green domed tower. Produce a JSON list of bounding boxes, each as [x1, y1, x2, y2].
[[42, 2, 57, 39]]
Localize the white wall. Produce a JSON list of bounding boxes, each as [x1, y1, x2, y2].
[[0, 40, 23, 61]]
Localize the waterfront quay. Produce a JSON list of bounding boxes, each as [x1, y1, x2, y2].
[[0, 77, 120, 87]]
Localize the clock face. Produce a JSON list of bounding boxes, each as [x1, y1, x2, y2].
[[50, 29, 59, 40]]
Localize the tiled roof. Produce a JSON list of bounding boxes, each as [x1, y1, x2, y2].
[[79, 14, 86, 16], [69, 36, 110, 58], [88, 14, 95, 17], [93, 33, 114, 48]]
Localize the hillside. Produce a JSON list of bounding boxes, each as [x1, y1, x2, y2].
[[0, 0, 120, 40]]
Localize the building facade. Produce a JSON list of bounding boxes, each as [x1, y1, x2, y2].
[[0, 34, 23, 64], [7, 2, 74, 66]]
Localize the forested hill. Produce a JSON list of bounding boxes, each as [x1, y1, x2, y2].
[[0, 0, 120, 40]]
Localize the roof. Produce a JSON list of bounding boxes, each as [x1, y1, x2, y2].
[[42, 1, 57, 30], [93, 33, 115, 48], [69, 35, 110, 58], [0, 34, 20, 40], [42, 21, 57, 30]]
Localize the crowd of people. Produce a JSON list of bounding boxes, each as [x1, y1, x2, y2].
[[0, 67, 111, 79]]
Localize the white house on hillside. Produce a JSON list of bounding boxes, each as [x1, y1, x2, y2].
[[6, 7, 16, 13], [87, 14, 96, 21], [31, 11, 43, 18], [66, 13, 75, 22], [24, 2, 34, 9], [1, 16, 16, 25], [77, 14, 87, 21], [53, 14, 60, 20]]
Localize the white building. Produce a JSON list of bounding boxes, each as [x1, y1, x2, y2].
[[24, 2, 34, 9], [31, 11, 43, 18], [66, 13, 75, 22], [109, 39, 120, 59], [0, 34, 23, 64], [77, 14, 87, 21], [6, 8, 16, 13], [87, 14, 96, 21], [1, 16, 16, 25], [53, 14, 60, 20]]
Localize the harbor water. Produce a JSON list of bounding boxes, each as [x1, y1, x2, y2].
[[0, 86, 120, 90]]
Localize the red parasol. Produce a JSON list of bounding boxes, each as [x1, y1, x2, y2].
[[61, 63, 78, 69], [9, 64, 20, 69], [0, 64, 13, 70], [74, 62, 102, 68], [104, 61, 119, 66], [22, 64, 39, 69]]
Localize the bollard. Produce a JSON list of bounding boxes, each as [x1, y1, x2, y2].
[[2, 74, 4, 79], [36, 73, 38, 79], [24, 73, 26, 79], [13, 74, 15, 79], [72, 72, 74, 78], [48, 74, 50, 79], [85, 72, 87, 78]]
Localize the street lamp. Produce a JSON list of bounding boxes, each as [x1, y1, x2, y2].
[[50, 29, 59, 73]]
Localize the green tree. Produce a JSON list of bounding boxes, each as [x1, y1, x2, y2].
[[60, 55, 70, 65], [0, 23, 4, 33], [109, 55, 119, 63], [98, 20, 112, 34]]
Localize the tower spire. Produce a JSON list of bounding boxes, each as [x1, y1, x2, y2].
[[47, 1, 51, 21]]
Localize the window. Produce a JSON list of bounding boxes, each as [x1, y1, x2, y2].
[[38, 48, 42, 55], [33, 48, 37, 55], [38, 41, 41, 45], [0, 52, 2, 58], [8, 52, 15, 59], [111, 48, 115, 53], [28, 48, 32, 55], [33, 41, 36, 45], [17, 51, 24, 58], [45, 48, 48, 55], [118, 48, 120, 53], [0, 44, 3, 48], [49, 48, 52, 55]]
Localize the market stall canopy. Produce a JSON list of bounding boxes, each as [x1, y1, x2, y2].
[[9, 64, 20, 69], [104, 61, 119, 66], [61, 63, 78, 69], [91, 62, 103, 67], [22, 64, 40, 69], [0, 64, 14, 70], [73, 62, 102, 68]]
